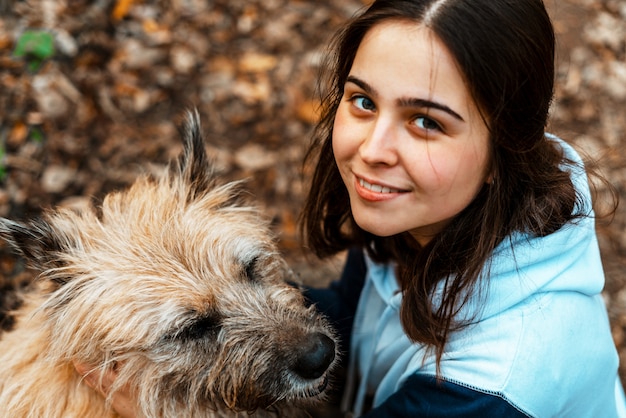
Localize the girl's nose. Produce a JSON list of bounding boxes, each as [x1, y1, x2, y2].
[[358, 116, 398, 166]]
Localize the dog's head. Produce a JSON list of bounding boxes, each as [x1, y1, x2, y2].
[[0, 110, 336, 416]]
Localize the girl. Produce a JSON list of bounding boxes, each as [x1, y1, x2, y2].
[[300, 0, 626, 416]]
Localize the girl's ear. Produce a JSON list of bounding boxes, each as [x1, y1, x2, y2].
[[485, 159, 496, 185]]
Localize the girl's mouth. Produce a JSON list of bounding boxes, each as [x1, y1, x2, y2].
[[354, 176, 407, 202], [358, 177, 402, 194]]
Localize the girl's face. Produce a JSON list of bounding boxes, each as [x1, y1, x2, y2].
[[333, 20, 492, 246]]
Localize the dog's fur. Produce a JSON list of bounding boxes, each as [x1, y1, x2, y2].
[[0, 111, 337, 417]]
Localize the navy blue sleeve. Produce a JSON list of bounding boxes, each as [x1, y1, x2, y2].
[[361, 374, 530, 418], [302, 247, 366, 356]]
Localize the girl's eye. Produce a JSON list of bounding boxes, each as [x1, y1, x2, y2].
[[414, 116, 441, 132], [352, 96, 376, 112]]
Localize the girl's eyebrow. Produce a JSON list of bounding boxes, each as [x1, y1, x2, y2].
[[345, 75, 465, 122]]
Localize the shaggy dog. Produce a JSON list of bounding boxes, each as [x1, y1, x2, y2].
[[0, 111, 337, 417]]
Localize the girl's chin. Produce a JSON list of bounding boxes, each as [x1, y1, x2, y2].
[[352, 216, 403, 238], [353, 213, 446, 245]]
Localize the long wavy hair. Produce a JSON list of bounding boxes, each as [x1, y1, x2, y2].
[[300, 0, 598, 367]]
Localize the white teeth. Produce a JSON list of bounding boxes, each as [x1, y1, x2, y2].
[[359, 178, 399, 193]]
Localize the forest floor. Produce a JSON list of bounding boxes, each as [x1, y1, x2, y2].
[[1, 0, 626, 389]]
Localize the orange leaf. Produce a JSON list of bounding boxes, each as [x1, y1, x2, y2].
[[112, 0, 134, 21]]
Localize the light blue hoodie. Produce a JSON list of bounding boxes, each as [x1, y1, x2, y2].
[[343, 137, 626, 417]]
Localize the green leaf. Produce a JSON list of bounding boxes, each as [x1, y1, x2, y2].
[[26, 59, 43, 72], [29, 126, 45, 143], [14, 30, 55, 71]]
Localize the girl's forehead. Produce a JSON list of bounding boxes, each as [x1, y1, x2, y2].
[[362, 20, 437, 48], [351, 20, 476, 120], [356, 20, 455, 77]]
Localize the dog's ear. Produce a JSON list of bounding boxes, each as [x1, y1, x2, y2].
[[0, 217, 68, 274], [177, 109, 218, 202], [176, 109, 247, 207]]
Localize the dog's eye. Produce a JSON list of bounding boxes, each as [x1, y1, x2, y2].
[[243, 256, 259, 281], [178, 313, 222, 340]]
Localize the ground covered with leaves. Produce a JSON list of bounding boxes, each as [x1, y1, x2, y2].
[[1, 0, 625, 386]]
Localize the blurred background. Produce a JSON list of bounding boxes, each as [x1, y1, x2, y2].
[[0, 0, 625, 385]]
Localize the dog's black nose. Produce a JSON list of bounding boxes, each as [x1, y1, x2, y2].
[[291, 332, 336, 380]]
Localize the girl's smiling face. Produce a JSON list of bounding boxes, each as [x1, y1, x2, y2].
[[332, 20, 492, 246]]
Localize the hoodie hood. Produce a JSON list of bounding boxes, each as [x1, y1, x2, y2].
[[344, 136, 622, 417], [436, 135, 603, 323]]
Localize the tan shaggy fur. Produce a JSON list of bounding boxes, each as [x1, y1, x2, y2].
[[0, 111, 338, 417]]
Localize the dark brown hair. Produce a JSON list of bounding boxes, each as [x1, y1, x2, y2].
[[300, 0, 590, 367]]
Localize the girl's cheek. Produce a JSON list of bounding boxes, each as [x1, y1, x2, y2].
[[332, 108, 353, 156]]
